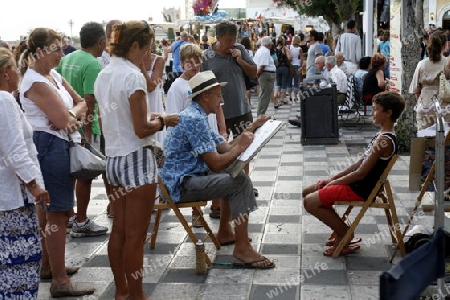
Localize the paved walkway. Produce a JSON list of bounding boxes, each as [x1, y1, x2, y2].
[[37, 97, 433, 299]]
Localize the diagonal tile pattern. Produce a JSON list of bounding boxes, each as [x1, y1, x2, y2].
[[37, 98, 433, 299]]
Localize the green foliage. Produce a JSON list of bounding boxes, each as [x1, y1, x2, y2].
[[282, 0, 341, 26]]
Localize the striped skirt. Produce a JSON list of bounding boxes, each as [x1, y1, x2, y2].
[[106, 147, 157, 190], [0, 204, 41, 299]]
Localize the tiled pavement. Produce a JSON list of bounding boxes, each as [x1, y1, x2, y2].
[[37, 98, 435, 299]]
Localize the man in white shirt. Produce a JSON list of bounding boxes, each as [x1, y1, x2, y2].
[[325, 56, 348, 104], [335, 20, 361, 74], [254, 36, 276, 115]]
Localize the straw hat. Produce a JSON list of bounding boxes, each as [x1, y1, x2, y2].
[[188, 70, 227, 98]]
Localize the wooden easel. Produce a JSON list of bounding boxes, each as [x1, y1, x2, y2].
[[391, 130, 450, 259]]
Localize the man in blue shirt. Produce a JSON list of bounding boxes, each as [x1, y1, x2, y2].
[[171, 32, 188, 73], [160, 71, 275, 269]]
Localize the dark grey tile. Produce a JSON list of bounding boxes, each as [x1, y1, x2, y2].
[[354, 224, 380, 235], [273, 193, 303, 200], [260, 244, 299, 255], [248, 223, 264, 233], [277, 175, 302, 181], [268, 215, 301, 223], [280, 161, 303, 166], [304, 170, 329, 176], [252, 181, 275, 187], [256, 200, 269, 207], [303, 146, 326, 151], [259, 155, 281, 159], [251, 284, 298, 299], [100, 283, 156, 299], [253, 166, 279, 171], [144, 243, 179, 255], [283, 150, 302, 154], [301, 269, 348, 285], [345, 256, 392, 271], [160, 268, 207, 283], [84, 254, 110, 267], [327, 152, 349, 157], [303, 233, 329, 244], [304, 157, 327, 162]]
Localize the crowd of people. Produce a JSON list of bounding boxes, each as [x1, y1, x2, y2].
[[0, 17, 450, 299]]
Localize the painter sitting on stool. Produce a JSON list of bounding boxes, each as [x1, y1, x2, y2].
[[160, 70, 275, 269]]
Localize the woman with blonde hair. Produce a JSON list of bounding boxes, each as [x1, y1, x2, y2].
[[19, 27, 93, 297], [0, 47, 50, 299], [409, 30, 450, 130], [94, 21, 179, 300]]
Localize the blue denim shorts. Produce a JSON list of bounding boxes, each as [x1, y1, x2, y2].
[[33, 131, 74, 212]]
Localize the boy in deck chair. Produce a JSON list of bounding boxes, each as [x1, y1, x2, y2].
[[302, 91, 405, 257]]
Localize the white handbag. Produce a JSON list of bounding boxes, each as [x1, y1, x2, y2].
[[69, 138, 106, 180]]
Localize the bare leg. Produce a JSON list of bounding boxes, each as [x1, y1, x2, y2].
[[75, 179, 93, 223], [37, 206, 50, 272], [124, 184, 155, 300], [46, 211, 71, 286], [108, 186, 128, 300], [303, 191, 349, 241], [108, 184, 156, 300], [216, 200, 235, 244]]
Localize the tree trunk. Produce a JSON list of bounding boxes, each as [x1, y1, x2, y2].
[[396, 0, 424, 153]]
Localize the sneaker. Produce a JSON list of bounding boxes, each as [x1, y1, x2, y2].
[[70, 218, 108, 238], [67, 214, 77, 233]]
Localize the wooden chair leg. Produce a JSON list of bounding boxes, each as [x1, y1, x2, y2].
[[384, 208, 397, 244], [150, 209, 163, 249], [385, 183, 406, 262], [194, 207, 220, 250], [333, 205, 370, 258], [171, 205, 213, 266]]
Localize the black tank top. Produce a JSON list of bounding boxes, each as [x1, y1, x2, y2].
[[362, 68, 384, 97], [349, 132, 397, 199]]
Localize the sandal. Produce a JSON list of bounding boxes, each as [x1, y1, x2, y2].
[[325, 237, 362, 247], [209, 206, 220, 219], [323, 244, 360, 257]]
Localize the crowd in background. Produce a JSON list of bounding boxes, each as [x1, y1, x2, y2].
[[1, 18, 450, 299]]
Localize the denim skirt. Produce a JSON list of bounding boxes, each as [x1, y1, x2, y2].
[[33, 131, 74, 211]]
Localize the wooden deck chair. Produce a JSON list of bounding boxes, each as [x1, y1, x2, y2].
[[148, 176, 221, 266], [330, 155, 406, 261]]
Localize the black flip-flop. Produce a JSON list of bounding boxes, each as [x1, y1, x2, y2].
[[232, 256, 275, 269]]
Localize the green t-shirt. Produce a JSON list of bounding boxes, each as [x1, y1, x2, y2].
[[56, 50, 102, 135]]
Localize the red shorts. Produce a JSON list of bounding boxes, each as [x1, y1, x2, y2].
[[318, 184, 364, 208]]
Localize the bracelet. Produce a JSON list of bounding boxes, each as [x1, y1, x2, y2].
[[68, 110, 77, 119], [156, 116, 165, 131]]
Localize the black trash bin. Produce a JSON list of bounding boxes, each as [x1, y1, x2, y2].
[[300, 76, 339, 145]]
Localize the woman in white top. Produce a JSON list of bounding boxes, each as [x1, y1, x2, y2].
[[0, 47, 49, 299], [288, 35, 302, 101], [19, 28, 94, 297], [142, 48, 167, 145], [94, 21, 179, 300], [409, 30, 450, 130]]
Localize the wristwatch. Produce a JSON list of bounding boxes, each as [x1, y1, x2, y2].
[[156, 116, 165, 131]]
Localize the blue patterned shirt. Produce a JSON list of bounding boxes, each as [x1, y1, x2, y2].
[[160, 101, 225, 202]]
